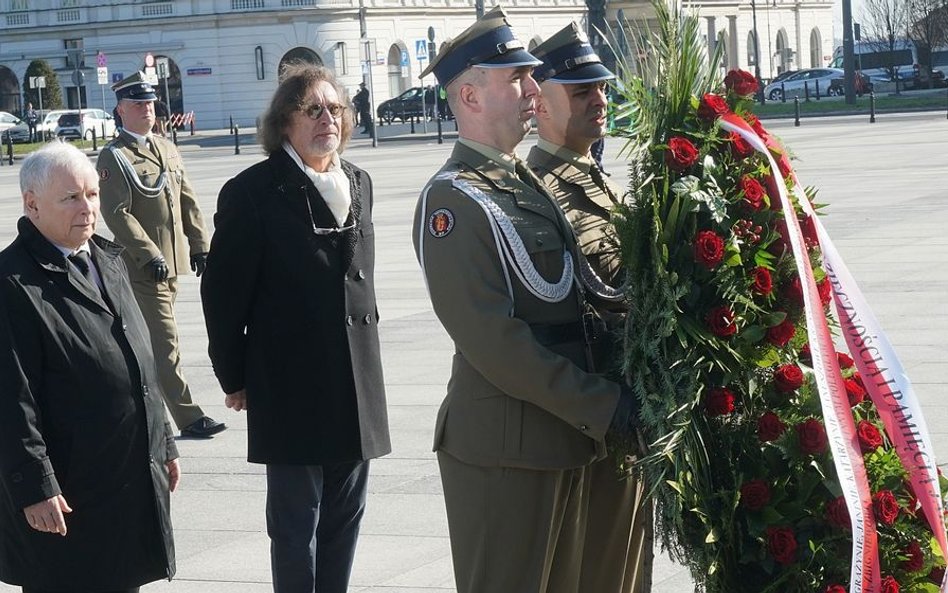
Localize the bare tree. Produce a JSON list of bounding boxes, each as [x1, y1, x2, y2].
[[908, 0, 948, 86], [861, 0, 911, 88]]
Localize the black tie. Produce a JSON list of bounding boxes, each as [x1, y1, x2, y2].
[[69, 251, 100, 295]]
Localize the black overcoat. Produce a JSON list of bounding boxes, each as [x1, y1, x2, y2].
[[201, 149, 391, 464], [0, 219, 177, 590]]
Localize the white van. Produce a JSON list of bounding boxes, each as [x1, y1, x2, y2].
[[829, 40, 941, 89]]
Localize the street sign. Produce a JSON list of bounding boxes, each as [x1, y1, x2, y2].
[[145, 52, 155, 68], [144, 67, 158, 85], [112, 72, 124, 84], [30, 76, 46, 89], [97, 67, 109, 85], [156, 57, 169, 79], [400, 50, 409, 67], [71, 69, 85, 87], [96, 51, 107, 68], [415, 39, 428, 61]]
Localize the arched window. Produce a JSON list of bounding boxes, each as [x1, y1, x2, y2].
[[387, 42, 410, 98], [747, 30, 758, 67], [810, 28, 822, 68], [279, 47, 323, 75]]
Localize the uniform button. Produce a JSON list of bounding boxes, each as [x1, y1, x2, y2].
[[142, 385, 150, 395], [345, 315, 354, 326], [579, 424, 589, 432], [122, 323, 128, 331], [149, 455, 155, 463], [356, 269, 366, 280], [363, 314, 372, 324], [536, 238, 544, 246]]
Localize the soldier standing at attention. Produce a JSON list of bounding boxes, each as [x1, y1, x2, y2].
[[412, 8, 637, 593], [528, 23, 654, 593], [96, 72, 226, 439]]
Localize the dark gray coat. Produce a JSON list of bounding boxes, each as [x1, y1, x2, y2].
[[201, 150, 391, 464], [0, 219, 177, 590]]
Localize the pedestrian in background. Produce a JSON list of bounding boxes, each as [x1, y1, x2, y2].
[[0, 142, 179, 593], [24, 103, 39, 143], [201, 63, 391, 593]]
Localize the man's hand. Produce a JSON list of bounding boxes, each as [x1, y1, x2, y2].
[[190, 252, 208, 277], [23, 495, 72, 536], [167, 458, 181, 493], [225, 389, 247, 412], [148, 256, 169, 282]]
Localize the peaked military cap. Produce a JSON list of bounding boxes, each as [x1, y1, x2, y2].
[[420, 6, 542, 86], [112, 71, 157, 102], [532, 22, 615, 84]]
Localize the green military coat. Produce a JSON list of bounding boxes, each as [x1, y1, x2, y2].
[[96, 130, 210, 281], [412, 142, 619, 471]]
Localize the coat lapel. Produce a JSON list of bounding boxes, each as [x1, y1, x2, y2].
[[90, 238, 127, 318], [339, 160, 363, 273], [118, 130, 161, 167], [528, 145, 616, 213]]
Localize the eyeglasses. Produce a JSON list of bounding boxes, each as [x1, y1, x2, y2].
[[302, 191, 355, 235], [302, 102, 347, 120]]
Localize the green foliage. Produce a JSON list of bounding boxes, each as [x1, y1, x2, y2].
[[22, 60, 64, 111]]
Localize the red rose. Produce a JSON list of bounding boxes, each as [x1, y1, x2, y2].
[[825, 496, 851, 530], [929, 565, 946, 585], [757, 411, 786, 442], [796, 418, 828, 455], [800, 343, 812, 363], [766, 318, 796, 347], [766, 526, 797, 566], [740, 479, 771, 511], [802, 214, 820, 249], [725, 69, 759, 96], [698, 93, 730, 121], [773, 364, 805, 392], [706, 306, 737, 338], [873, 490, 900, 525], [825, 586, 847, 593], [781, 276, 804, 306], [903, 541, 925, 573], [837, 352, 854, 369], [845, 378, 866, 407], [729, 132, 755, 159], [857, 420, 884, 452], [744, 112, 769, 139], [693, 230, 725, 269], [740, 176, 766, 210], [750, 267, 773, 295], [881, 575, 900, 593], [705, 387, 736, 417], [817, 278, 832, 307], [665, 136, 700, 171]]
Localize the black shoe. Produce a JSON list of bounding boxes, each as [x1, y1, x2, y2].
[[181, 416, 227, 438]]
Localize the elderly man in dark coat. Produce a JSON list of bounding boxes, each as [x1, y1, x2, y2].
[[201, 63, 390, 593], [0, 142, 178, 593]]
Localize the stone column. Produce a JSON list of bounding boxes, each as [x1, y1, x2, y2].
[[727, 15, 739, 70], [706, 16, 717, 60]]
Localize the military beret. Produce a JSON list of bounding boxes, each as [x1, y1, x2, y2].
[[420, 6, 542, 87], [112, 71, 157, 102], [532, 22, 615, 84]]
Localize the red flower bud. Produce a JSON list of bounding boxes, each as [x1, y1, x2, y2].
[[665, 136, 700, 172], [705, 387, 736, 417], [706, 306, 738, 338], [825, 496, 851, 530], [697, 93, 730, 121], [773, 364, 805, 392], [796, 418, 828, 455], [856, 420, 884, 452], [873, 490, 900, 525], [740, 176, 766, 211], [750, 267, 773, 296], [766, 318, 796, 347], [724, 69, 759, 96], [693, 230, 725, 269], [765, 526, 797, 566]]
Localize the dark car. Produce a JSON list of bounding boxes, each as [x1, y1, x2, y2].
[[377, 87, 429, 123]]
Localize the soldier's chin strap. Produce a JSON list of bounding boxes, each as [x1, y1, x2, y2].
[[107, 147, 169, 198]]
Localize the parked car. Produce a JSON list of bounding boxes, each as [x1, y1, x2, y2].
[[1, 121, 31, 143], [55, 109, 117, 140], [764, 68, 846, 101], [0, 111, 21, 134], [377, 87, 432, 123]]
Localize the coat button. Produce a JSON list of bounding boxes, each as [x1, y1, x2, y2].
[[536, 238, 544, 246], [142, 385, 150, 395], [346, 315, 354, 326], [356, 269, 366, 280], [363, 314, 372, 325], [578, 424, 589, 432], [122, 323, 128, 331]]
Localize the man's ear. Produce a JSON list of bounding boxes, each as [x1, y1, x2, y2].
[[457, 83, 480, 113], [23, 191, 38, 217]]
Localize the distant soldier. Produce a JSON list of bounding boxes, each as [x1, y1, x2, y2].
[[353, 82, 372, 134], [25, 103, 39, 143]]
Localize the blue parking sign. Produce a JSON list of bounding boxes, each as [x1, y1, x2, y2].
[[400, 50, 409, 67], [415, 39, 428, 61]]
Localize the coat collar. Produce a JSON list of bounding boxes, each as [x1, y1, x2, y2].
[[527, 144, 619, 212], [18, 217, 123, 316], [117, 129, 162, 167]]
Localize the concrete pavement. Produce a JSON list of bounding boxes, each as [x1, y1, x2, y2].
[[0, 112, 945, 592]]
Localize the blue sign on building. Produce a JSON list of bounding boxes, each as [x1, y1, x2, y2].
[[400, 50, 409, 67], [415, 39, 428, 61]]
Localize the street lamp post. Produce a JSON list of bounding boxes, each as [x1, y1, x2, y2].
[[750, 0, 764, 104]]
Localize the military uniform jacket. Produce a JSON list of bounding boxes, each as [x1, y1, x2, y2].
[[96, 130, 210, 281], [412, 142, 619, 471], [201, 150, 391, 465], [527, 144, 623, 286], [0, 220, 177, 590]]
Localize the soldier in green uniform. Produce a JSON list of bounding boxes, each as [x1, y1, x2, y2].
[[412, 8, 637, 593], [96, 72, 225, 438], [529, 23, 654, 593]]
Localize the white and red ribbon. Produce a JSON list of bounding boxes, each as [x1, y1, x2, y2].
[[721, 113, 882, 593]]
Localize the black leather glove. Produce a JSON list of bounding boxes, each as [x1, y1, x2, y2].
[[190, 252, 208, 277], [608, 385, 638, 438], [148, 256, 169, 282]]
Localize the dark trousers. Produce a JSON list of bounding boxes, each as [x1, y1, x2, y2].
[[23, 587, 140, 593], [266, 460, 370, 593]]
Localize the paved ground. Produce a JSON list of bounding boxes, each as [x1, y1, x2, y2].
[[0, 112, 946, 592]]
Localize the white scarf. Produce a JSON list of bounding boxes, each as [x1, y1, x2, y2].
[[283, 142, 352, 227]]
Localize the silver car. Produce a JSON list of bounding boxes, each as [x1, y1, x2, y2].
[[764, 68, 845, 101]]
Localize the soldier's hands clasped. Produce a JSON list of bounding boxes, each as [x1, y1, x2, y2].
[[148, 256, 169, 282], [190, 252, 208, 277]]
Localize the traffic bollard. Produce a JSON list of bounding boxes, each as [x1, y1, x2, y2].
[[815, 80, 821, 100], [870, 92, 876, 123], [804, 82, 810, 102], [234, 124, 240, 155], [781, 83, 786, 103], [410, 115, 416, 134], [437, 116, 443, 145], [794, 98, 801, 127], [172, 127, 178, 145], [91, 128, 97, 152], [230, 116, 235, 135], [6, 135, 13, 165], [190, 119, 195, 136]]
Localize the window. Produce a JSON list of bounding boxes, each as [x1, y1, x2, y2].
[[334, 42, 348, 75], [11, 0, 30, 10], [65, 38, 84, 68]]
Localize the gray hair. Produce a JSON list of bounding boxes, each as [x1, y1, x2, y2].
[[20, 142, 97, 198]]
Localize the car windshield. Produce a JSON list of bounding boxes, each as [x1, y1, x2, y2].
[[58, 114, 81, 126]]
